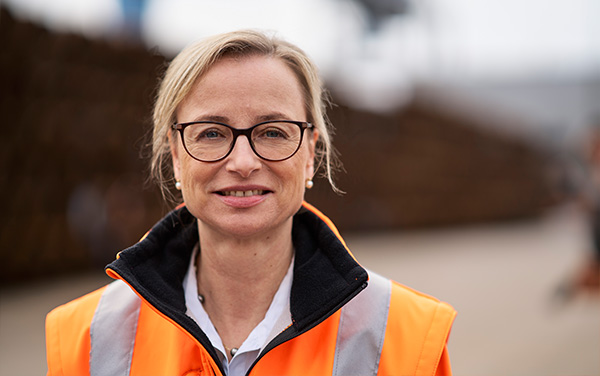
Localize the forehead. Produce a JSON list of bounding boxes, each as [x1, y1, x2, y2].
[[200, 55, 299, 93], [177, 55, 306, 123]]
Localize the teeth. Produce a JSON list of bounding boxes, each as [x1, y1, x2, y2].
[[223, 190, 264, 197]]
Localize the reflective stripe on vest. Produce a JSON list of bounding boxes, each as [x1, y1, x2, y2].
[[88, 273, 390, 376], [332, 271, 391, 376], [90, 280, 141, 376]]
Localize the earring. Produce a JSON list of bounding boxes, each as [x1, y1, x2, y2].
[[175, 180, 182, 190], [305, 179, 314, 189]]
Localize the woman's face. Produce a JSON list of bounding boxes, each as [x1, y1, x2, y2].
[[170, 55, 316, 240]]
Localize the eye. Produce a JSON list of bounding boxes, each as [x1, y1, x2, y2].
[[264, 128, 286, 138], [255, 125, 291, 140], [192, 126, 228, 142], [201, 129, 223, 139]]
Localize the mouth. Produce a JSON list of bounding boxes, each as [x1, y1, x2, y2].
[[217, 190, 270, 197]]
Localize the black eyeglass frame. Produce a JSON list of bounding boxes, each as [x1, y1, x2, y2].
[[171, 120, 314, 162]]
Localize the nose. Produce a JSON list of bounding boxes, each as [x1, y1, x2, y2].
[[224, 135, 262, 177]]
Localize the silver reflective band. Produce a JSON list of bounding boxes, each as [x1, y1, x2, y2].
[[90, 280, 141, 376], [87, 273, 391, 376], [332, 271, 391, 376]]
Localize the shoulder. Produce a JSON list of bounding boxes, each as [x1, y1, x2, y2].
[[388, 280, 456, 356], [366, 270, 455, 321], [47, 285, 107, 325], [390, 280, 456, 320], [46, 285, 109, 375], [361, 271, 456, 339], [46, 280, 139, 328], [386, 279, 456, 341], [373, 274, 456, 375]]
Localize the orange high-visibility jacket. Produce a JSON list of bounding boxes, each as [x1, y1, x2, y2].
[[46, 202, 456, 376]]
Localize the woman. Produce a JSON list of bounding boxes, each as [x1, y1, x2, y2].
[[46, 30, 456, 376]]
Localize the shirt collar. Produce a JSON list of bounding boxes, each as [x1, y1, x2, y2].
[[182, 244, 294, 372]]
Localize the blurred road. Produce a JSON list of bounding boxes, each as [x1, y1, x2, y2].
[[1, 204, 598, 375]]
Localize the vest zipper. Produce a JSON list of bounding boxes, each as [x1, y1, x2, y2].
[[245, 280, 368, 376]]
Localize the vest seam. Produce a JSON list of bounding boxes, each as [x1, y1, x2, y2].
[[413, 302, 442, 376], [372, 279, 391, 376], [50, 308, 66, 376], [430, 304, 456, 376]]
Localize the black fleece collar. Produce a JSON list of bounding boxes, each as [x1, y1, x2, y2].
[[106, 205, 368, 369]]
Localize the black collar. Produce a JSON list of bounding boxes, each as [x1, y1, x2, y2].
[[106, 205, 368, 372]]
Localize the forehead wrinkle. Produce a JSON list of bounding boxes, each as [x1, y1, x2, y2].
[[188, 114, 230, 123], [186, 112, 298, 126], [255, 112, 296, 122]]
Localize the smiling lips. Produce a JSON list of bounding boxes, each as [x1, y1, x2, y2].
[[220, 190, 266, 197], [217, 189, 271, 208]]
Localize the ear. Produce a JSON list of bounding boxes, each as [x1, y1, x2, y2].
[[305, 129, 319, 179], [168, 131, 181, 182]]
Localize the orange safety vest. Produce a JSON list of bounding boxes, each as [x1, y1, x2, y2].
[[46, 202, 456, 376]]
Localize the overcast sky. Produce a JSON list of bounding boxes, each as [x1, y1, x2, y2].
[[6, 0, 597, 77], [4, 0, 599, 136]]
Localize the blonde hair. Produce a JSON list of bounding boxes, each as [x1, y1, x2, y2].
[[151, 30, 340, 200]]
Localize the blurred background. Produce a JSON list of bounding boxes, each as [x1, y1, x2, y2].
[[0, 0, 598, 375]]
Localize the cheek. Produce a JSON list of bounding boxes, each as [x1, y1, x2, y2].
[[178, 157, 193, 183], [178, 156, 212, 191], [283, 157, 310, 193]]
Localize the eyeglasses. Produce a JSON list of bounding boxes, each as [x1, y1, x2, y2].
[[172, 120, 313, 162]]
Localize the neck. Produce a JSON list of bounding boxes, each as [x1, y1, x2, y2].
[[195, 220, 294, 354]]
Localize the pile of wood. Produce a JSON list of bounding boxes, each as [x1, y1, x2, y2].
[[307, 102, 552, 230], [0, 8, 165, 282]]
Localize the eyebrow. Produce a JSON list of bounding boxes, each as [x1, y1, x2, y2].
[[255, 112, 292, 122], [188, 114, 229, 123], [188, 112, 294, 124]]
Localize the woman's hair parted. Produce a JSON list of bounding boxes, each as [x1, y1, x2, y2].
[[150, 30, 342, 202]]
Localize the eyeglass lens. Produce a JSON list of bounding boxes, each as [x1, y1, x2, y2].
[[182, 121, 304, 161]]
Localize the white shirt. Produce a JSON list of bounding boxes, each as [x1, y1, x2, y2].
[[183, 245, 294, 376]]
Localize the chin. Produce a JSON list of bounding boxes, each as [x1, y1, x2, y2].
[[218, 222, 274, 240], [218, 213, 293, 239]]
